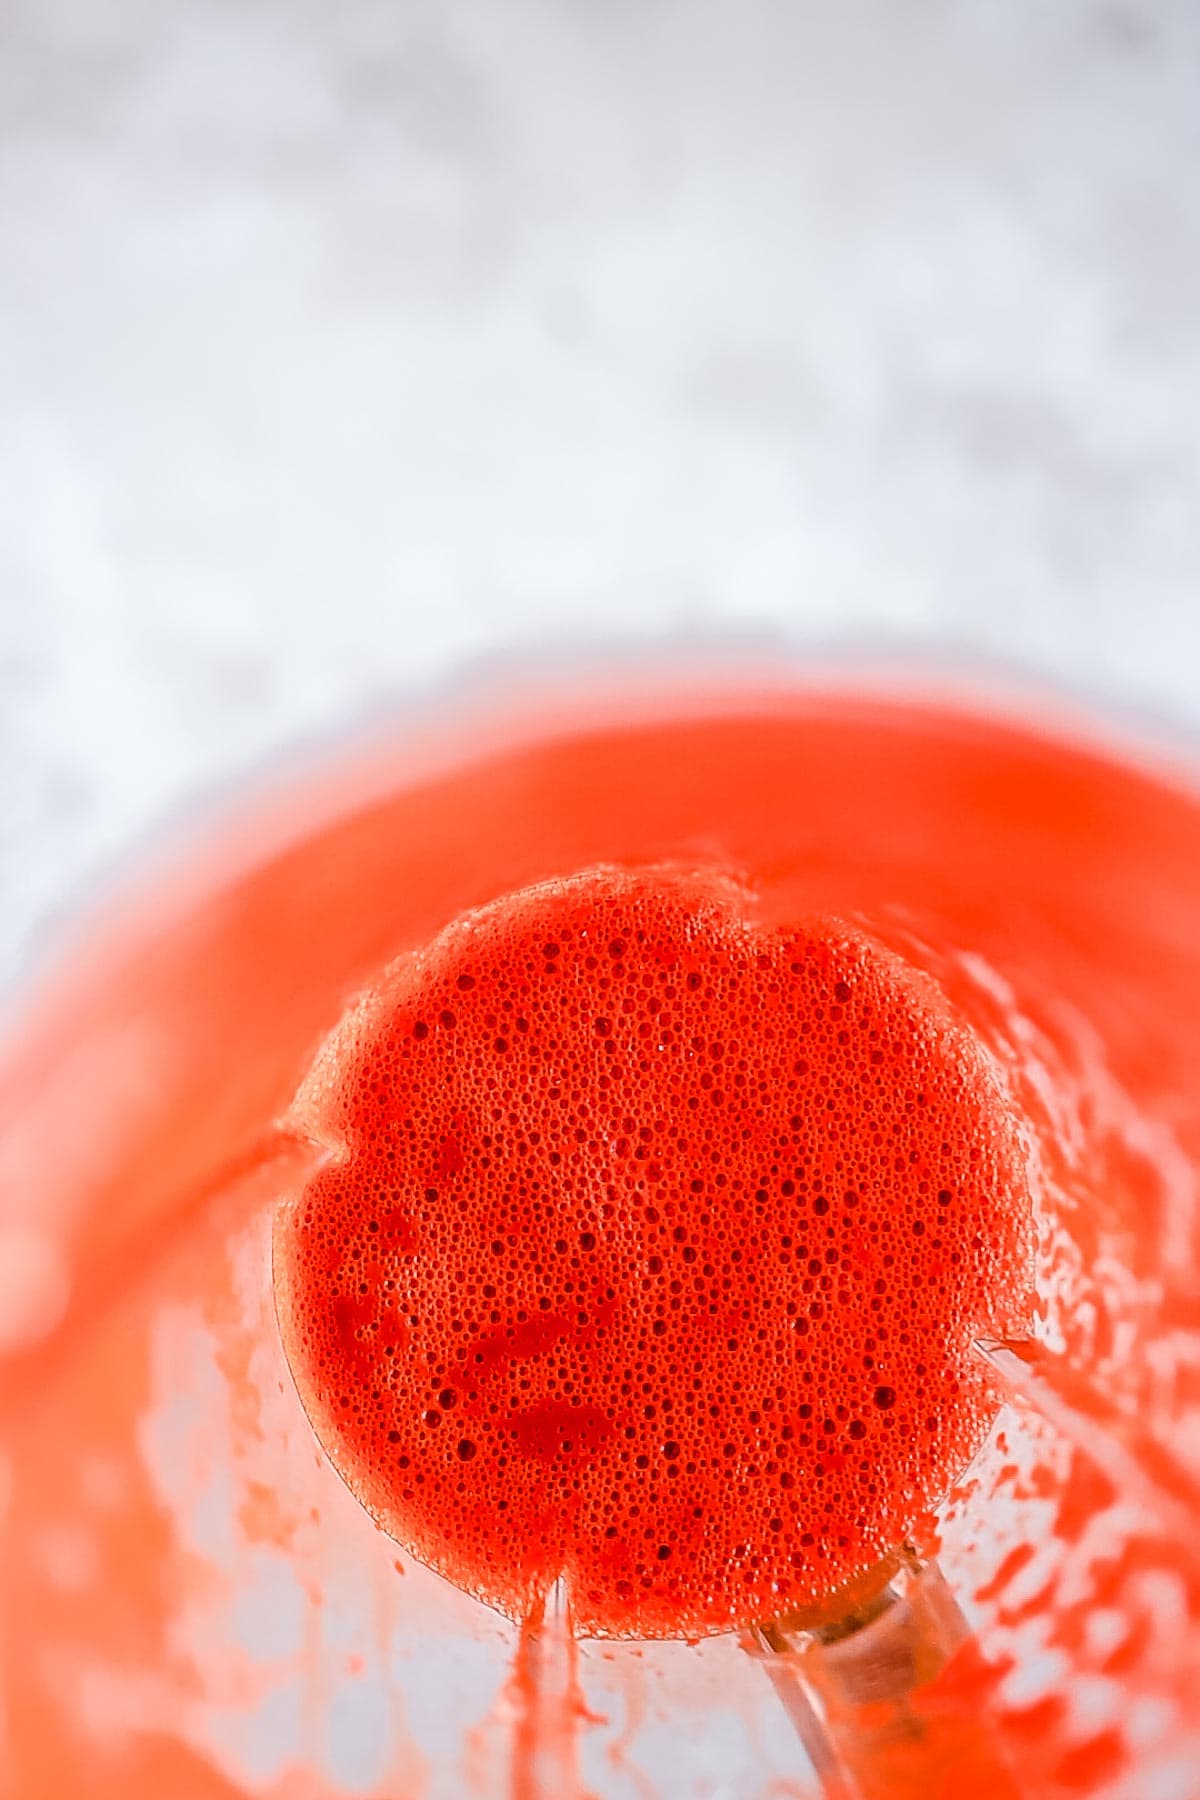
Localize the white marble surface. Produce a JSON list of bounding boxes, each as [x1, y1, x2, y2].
[[3, 0, 1199, 994]]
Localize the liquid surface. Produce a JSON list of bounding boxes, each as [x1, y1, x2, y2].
[[276, 866, 1033, 1634], [2, 680, 1199, 1799]]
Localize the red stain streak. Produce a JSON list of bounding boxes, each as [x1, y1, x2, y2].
[[504, 1400, 614, 1463], [974, 1541, 1037, 1607], [467, 1310, 573, 1377]]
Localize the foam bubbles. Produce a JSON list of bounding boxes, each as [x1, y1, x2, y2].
[[274, 866, 1033, 1637]]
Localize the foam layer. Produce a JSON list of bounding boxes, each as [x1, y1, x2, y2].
[[274, 866, 1033, 1636]]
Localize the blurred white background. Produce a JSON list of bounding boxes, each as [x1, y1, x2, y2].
[[2, 0, 1199, 993]]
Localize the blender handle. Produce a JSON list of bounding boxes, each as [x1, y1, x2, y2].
[[749, 1551, 1022, 1799]]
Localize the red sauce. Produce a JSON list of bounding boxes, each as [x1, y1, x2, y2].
[[275, 865, 1033, 1634]]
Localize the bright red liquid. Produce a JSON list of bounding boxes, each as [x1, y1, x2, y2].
[[2, 678, 1198, 1799], [275, 865, 1032, 1635]]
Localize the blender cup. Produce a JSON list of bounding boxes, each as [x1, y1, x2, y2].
[[2, 664, 1199, 1799]]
